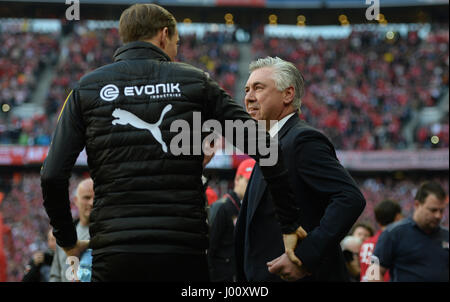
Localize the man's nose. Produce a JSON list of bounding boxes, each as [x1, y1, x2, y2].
[[435, 210, 443, 221], [245, 90, 256, 103]]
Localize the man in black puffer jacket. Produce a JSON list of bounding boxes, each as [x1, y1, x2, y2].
[[41, 3, 305, 281]]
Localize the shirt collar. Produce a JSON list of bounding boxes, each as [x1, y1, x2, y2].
[[269, 112, 296, 138]]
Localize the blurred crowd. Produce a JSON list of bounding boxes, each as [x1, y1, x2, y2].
[[177, 31, 240, 97], [0, 172, 84, 281], [0, 172, 447, 281], [1, 25, 448, 150], [0, 32, 59, 109], [415, 115, 449, 149], [0, 114, 54, 146], [252, 24, 449, 150], [45, 26, 121, 117], [355, 175, 449, 230]]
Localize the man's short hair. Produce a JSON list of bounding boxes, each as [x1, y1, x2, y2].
[[374, 199, 402, 227], [415, 181, 447, 204], [249, 56, 305, 113], [119, 3, 177, 44]]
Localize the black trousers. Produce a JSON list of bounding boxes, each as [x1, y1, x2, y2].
[[91, 253, 210, 282]]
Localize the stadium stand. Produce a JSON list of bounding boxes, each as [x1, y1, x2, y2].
[[0, 172, 85, 281], [251, 24, 449, 150]]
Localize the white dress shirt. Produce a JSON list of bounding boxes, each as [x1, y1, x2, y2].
[[268, 112, 296, 138]]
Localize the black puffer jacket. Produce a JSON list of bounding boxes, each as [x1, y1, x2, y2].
[[41, 41, 302, 256]]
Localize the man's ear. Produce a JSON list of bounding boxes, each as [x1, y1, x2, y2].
[[159, 27, 169, 49], [282, 86, 295, 105]]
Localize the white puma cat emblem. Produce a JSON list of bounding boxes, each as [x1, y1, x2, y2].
[[112, 104, 173, 152]]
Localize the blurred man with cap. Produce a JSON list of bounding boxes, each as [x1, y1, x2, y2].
[[208, 158, 256, 282]]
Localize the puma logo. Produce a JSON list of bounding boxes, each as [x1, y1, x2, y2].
[[112, 104, 173, 152]]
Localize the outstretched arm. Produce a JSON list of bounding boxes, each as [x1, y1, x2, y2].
[[41, 89, 86, 249]]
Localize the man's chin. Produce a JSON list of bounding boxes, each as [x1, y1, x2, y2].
[[250, 113, 259, 120]]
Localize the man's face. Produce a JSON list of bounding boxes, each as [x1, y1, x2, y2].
[[244, 67, 285, 128], [75, 180, 94, 223], [353, 226, 371, 242], [414, 194, 447, 232], [234, 176, 250, 200], [165, 27, 179, 61]]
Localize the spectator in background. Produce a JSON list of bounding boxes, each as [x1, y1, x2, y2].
[[359, 199, 403, 282], [206, 187, 219, 207], [208, 158, 255, 282], [0, 192, 14, 282], [22, 228, 56, 282], [350, 222, 374, 242], [342, 222, 374, 281], [50, 178, 93, 282], [340, 235, 363, 282], [370, 181, 449, 282]]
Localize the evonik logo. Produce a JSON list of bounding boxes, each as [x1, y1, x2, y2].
[[100, 83, 182, 102], [124, 83, 181, 99], [100, 84, 119, 101]]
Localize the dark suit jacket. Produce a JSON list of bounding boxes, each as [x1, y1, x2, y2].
[[235, 114, 366, 281]]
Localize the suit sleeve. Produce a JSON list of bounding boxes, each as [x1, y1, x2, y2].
[[41, 89, 86, 248], [294, 134, 366, 273], [203, 74, 301, 234]]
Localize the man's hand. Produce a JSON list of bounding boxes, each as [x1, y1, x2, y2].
[[267, 253, 311, 282], [283, 225, 307, 266], [62, 240, 89, 258]]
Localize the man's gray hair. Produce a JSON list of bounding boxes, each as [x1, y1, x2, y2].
[[249, 56, 305, 112]]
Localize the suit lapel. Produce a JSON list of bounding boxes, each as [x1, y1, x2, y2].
[[277, 113, 300, 141], [247, 113, 300, 224]]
